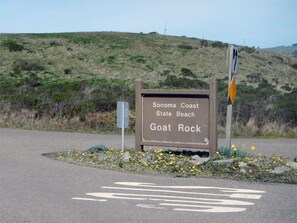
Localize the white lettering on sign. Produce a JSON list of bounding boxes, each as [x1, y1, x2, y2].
[[176, 111, 195, 118], [180, 103, 199, 109], [156, 111, 172, 117], [178, 124, 201, 133], [150, 123, 172, 132], [153, 102, 177, 108]]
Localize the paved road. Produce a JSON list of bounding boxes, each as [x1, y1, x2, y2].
[[0, 128, 296, 223]]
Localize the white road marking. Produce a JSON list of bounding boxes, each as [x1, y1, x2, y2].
[[115, 182, 266, 194], [72, 182, 266, 213], [159, 203, 246, 213], [72, 197, 107, 202], [101, 186, 263, 199], [136, 204, 166, 210], [86, 192, 254, 206]]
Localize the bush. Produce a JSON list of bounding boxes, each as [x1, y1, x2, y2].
[[200, 40, 208, 47], [246, 73, 262, 84], [291, 63, 297, 70], [1, 39, 24, 52], [64, 68, 72, 75], [49, 39, 63, 47], [281, 83, 292, 92], [106, 55, 116, 64], [178, 44, 193, 50], [130, 55, 146, 64], [180, 68, 196, 78], [12, 59, 45, 73], [211, 41, 228, 48]]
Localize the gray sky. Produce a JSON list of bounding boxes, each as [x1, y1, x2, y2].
[[0, 0, 296, 48]]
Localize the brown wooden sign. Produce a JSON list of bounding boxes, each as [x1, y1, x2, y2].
[[135, 80, 218, 156]]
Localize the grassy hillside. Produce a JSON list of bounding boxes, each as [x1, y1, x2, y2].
[[0, 32, 296, 137], [264, 44, 297, 56], [1, 32, 296, 88]]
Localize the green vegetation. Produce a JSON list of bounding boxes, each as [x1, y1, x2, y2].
[[49, 146, 297, 184], [0, 32, 296, 137], [265, 44, 297, 55]]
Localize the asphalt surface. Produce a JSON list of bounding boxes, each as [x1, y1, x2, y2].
[[0, 128, 296, 223]]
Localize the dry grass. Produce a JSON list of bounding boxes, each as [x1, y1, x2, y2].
[[1, 109, 295, 138]]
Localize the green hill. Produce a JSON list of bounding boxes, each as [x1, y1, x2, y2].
[[264, 44, 297, 56], [0, 32, 296, 137], [1, 32, 296, 88]]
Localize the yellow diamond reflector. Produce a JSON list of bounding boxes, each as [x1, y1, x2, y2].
[[228, 79, 237, 104]]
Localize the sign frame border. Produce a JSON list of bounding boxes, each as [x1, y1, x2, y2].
[[135, 80, 218, 156]]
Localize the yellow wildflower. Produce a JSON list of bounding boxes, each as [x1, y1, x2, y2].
[[231, 144, 237, 151], [251, 146, 256, 151]]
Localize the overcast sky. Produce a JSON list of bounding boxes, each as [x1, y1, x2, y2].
[[0, 0, 296, 48]]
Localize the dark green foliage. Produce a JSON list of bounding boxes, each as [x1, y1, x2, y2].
[[130, 55, 146, 64], [0, 77, 135, 118], [106, 55, 116, 64], [178, 44, 193, 50], [12, 59, 45, 73], [72, 35, 92, 44], [145, 64, 154, 72], [180, 68, 196, 78], [64, 68, 72, 75], [246, 73, 262, 83], [211, 41, 228, 48], [1, 39, 24, 52], [281, 83, 292, 92], [291, 63, 297, 69], [200, 39, 208, 47], [276, 88, 297, 125], [218, 147, 251, 159]]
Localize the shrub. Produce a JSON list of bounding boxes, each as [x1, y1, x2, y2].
[[64, 68, 72, 75], [12, 59, 45, 73], [178, 44, 193, 50], [246, 73, 262, 84], [1, 39, 24, 52], [211, 41, 228, 48], [200, 39, 208, 47], [180, 68, 196, 78], [291, 63, 297, 70], [130, 55, 146, 64], [107, 55, 116, 64], [49, 39, 63, 47], [281, 83, 292, 92]]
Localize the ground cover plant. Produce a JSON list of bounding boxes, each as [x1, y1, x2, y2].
[[49, 144, 297, 184]]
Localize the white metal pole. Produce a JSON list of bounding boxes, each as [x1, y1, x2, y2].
[[121, 103, 125, 152], [226, 45, 234, 149]]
